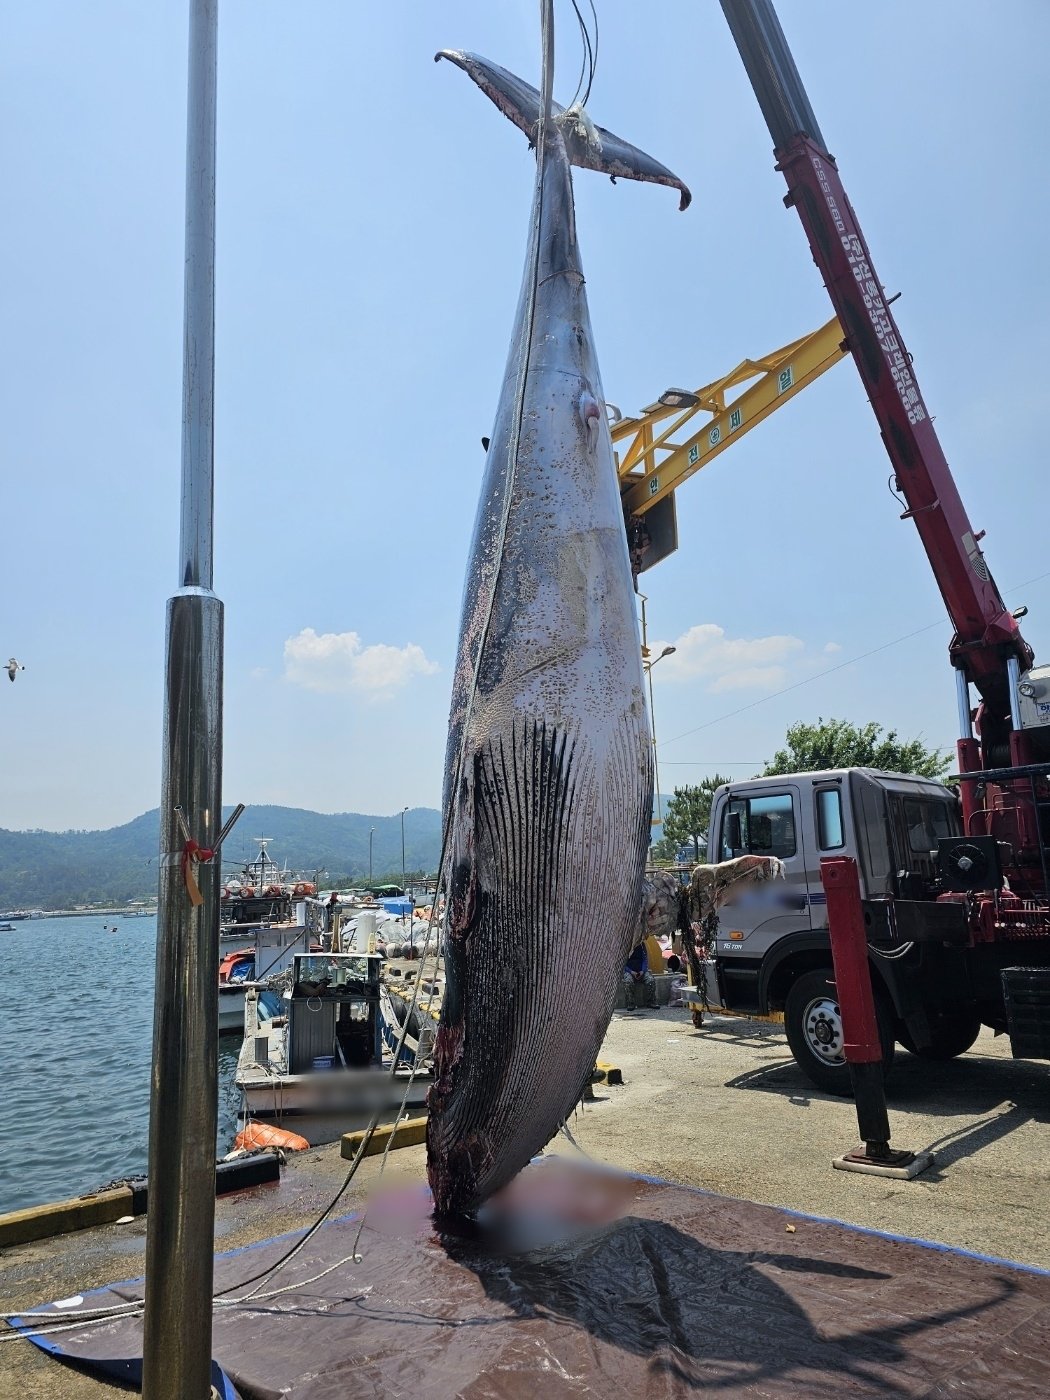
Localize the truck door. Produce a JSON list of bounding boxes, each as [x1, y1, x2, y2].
[[713, 786, 812, 1011]]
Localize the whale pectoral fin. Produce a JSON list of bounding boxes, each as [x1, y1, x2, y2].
[[436, 49, 690, 210]]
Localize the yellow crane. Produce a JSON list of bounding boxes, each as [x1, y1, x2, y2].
[[616, 315, 847, 825], [616, 316, 846, 574]]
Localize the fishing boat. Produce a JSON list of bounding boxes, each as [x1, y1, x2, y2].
[[220, 837, 316, 946], [235, 951, 432, 1145], [122, 902, 155, 918], [218, 921, 316, 1035], [0, 922, 14, 933]]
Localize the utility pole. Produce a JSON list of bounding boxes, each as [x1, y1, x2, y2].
[[143, 4, 223, 1397], [400, 807, 408, 890], [369, 826, 375, 883]]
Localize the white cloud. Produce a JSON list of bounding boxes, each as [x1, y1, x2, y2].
[[823, 641, 843, 654], [651, 623, 804, 693], [283, 628, 438, 699]]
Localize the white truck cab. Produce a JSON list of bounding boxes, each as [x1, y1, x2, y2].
[[705, 768, 965, 1091]]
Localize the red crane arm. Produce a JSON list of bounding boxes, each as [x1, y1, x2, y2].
[[720, 0, 1032, 717], [777, 138, 1030, 702]]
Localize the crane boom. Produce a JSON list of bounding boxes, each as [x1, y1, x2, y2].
[[720, 0, 1032, 747], [616, 317, 846, 519]]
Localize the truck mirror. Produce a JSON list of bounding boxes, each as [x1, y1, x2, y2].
[[726, 812, 742, 850]]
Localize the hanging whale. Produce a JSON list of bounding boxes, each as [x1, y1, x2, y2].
[[427, 38, 689, 1218]]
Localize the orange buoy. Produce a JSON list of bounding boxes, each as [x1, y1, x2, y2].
[[234, 1122, 310, 1153], [292, 881, 307, 898]]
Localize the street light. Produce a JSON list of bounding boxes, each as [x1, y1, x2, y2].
[[638, 593, 676, 829], [400, 807, 409, 892], [368, 827, 376, 883]]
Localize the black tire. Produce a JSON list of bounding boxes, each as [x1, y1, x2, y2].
[[898, 1011, 982, 1060], [784, 968, 895, 1097]]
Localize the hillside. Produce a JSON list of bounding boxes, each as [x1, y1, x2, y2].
[[0, 805, 442, 910]]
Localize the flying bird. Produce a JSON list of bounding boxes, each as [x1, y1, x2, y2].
[[7, 658, 23, 683]]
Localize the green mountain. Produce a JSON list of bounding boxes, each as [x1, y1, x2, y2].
[[0, 805, 443, 910]]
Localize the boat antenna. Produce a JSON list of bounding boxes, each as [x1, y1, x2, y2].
[[142, 3, 232, 1397]]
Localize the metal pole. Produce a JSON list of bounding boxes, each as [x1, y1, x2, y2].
[[637, 593, 662, 829], [955, 667, 974, 739], [369, 826, 375, 883], [1006, 655, 1024, 732], [954, 668, 982, 826], [143, 4, 222, 1397], [401, 808, 407, 888], [645, 661, 664, 827]]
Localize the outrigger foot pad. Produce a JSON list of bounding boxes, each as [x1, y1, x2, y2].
[[832, 1147, 934, 1179]]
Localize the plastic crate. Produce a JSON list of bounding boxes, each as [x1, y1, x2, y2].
[[1001, 967, 1050, 1059]]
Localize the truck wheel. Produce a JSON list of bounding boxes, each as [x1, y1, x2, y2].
[[784, 969, 895, 1097], [898, 1011, 982, 1060]]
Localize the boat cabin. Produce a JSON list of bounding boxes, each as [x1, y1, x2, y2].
[[287, 952, 383, 1074]]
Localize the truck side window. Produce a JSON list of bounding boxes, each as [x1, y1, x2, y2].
[[721, 794, 796, 860], [750, 793, 796, 859], [816, 788, 844, 850]]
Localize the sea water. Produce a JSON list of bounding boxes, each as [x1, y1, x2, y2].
[[1, 914, 241, 1214]]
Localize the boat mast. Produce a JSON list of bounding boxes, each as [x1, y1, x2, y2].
[[142, 2, 223, 1396], [254, 834, 275, 886]]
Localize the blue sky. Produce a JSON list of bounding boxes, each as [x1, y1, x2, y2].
[[2, 1, 1048, 831]]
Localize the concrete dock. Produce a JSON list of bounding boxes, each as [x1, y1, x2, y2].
[[2, 1008, 1048, 1396]]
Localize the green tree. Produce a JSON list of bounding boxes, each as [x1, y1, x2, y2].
[[654, 777, 732, 864], [762, 718, 949, 779], [649, 830, 679, 865]]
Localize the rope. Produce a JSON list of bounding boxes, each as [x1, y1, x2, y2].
[[181, 838, 215, 907], [569, 0, 598, 109]]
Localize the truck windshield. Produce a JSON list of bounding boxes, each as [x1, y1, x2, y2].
[[721, 792, 797, 861]]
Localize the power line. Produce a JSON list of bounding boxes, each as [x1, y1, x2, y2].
[[657, 619, 944, 748], [656, 568, 1050, 751]]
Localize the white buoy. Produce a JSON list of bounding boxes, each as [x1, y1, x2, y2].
[[358, 910, 377, 953]]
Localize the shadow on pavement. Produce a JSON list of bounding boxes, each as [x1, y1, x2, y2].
[[445, 1213, 1016, 1395], [720, 1035, 1049, 1120], [916, 1102, 1035, 1179]]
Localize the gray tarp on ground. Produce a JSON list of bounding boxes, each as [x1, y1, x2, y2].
[[12, 1162, 1050, 1397]]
